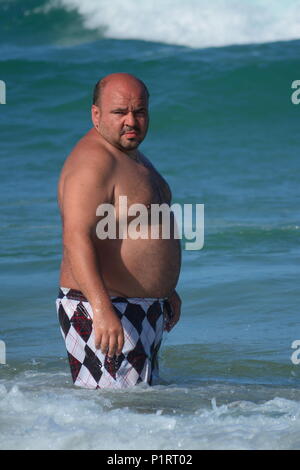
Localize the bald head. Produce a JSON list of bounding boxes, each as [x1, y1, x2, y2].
[[93, 73, 149, 107], [91, 72, 150, 152]]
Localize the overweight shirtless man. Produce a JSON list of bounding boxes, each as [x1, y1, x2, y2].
[[56, 73, 182, 389]]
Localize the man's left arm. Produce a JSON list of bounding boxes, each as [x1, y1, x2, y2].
[[165, 290, 182, 332]]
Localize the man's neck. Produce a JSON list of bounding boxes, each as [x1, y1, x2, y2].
[[125, 149, 141, 162]]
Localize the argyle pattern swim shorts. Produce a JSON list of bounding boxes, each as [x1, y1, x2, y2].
[[56, 287, 173, 389]]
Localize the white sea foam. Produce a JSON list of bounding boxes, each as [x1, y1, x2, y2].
[[1, 378, 300, 449], [50, 0, 300, 48]]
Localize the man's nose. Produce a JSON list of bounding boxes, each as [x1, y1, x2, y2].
[[125, 112, 136, 127]]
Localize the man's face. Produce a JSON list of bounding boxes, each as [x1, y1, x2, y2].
[[94, 82, 149, 152]]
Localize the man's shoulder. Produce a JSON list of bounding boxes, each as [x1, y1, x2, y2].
[[57, 130, 116, 207], [66, 129, 116, 173], [68, 131, 116, 167]]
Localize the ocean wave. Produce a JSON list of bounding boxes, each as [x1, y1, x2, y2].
[[2, 380, 300, 449], [2, 0, 300, 48], [50, 0, 300, 48]]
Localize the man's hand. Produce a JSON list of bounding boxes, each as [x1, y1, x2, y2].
[[165, 290, 182, 332], [93, 308, 124, 358]]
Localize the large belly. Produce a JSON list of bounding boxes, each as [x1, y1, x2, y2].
[[96, 237, 181, 298]]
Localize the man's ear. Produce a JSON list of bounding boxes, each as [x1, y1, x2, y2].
[[91, 104, 101, 129]]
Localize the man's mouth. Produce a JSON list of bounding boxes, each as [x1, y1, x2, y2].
[[121, 128, 139, 137], [125, 131, 138, 137]]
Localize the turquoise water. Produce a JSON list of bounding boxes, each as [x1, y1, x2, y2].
[[1, 0, 300, 450]]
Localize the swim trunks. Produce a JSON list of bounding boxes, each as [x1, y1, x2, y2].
[[55, 287, 173, 389]]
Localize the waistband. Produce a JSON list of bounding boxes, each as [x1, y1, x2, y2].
[[57, 287, 168, 303]]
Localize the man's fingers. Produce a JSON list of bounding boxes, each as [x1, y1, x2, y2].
[[117, 332, 124, 356], [95, 333, 102, 349], [165, 309, 180, 332], [107, 335, 118, 358], [100, 334, 109, 355], [94, 318, 124, 356], [107, 330, 124, 357]]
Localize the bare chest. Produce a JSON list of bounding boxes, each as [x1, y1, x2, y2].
[[114, 161, 171, 209]]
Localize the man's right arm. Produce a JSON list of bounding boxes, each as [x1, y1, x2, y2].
[[61, 153, 124, 358]]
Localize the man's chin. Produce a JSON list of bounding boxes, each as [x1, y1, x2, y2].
[[120, 138, 141, 150]]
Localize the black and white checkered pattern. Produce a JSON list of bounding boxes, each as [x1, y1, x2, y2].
[[56, 287, 172, 389]]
